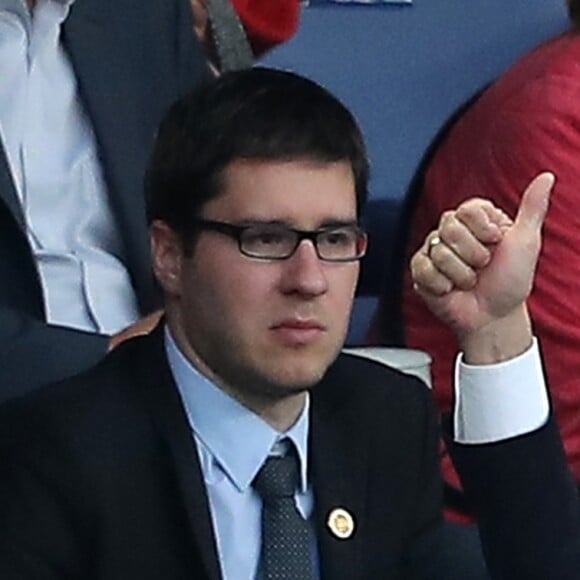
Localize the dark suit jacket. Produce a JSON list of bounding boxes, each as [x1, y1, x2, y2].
[[1, 329, 579, 579], [0, 0, 210, 400]]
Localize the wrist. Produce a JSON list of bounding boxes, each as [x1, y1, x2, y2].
[[459, 304, 533, 365]]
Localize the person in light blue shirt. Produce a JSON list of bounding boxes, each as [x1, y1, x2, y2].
[[0, 0, 300, 402]]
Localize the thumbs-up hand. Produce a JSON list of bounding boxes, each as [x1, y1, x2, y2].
[[411, 172, 554, 363]]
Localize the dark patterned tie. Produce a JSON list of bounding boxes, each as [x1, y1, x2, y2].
[[253, 450, 315, 579], [205, 0, 254, 72]]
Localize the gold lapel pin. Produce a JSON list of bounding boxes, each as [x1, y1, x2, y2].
[[327, 507, 355, 539]]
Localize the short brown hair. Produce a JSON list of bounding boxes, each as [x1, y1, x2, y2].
[[146, 68, 369, 245]]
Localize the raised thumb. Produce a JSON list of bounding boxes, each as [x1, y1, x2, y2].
[[514, 171, 555, 234]]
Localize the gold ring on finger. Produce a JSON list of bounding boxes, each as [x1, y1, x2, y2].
[[428, 235, 442, 258]]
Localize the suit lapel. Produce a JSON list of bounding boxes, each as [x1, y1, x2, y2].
[[135, 328, 223, 580], [310, 366, 371, 580], [62, 0, 159, 310], [0, 143, 26, 230]]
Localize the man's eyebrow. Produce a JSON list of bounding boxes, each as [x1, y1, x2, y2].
[[235, 219, 288, 226], [233, 218, 360, 228], [318, 219, 360, 228]]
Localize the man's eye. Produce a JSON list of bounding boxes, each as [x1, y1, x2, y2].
[[246, 229, 287, 246], [322, 230, 355, 246]]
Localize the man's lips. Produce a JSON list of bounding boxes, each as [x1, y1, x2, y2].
[[270, 319, 326, 345], [272, 319, 325, 330]]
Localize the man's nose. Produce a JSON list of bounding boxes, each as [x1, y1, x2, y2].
[[279, 240, 329, 297]]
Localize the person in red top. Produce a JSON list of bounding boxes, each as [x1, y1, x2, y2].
[[382, 0, 580, 523]]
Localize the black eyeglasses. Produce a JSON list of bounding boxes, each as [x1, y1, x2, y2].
[[193, 219, 368, 262]]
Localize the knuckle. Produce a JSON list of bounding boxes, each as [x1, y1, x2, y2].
[[410, 252, 424, 273], [459, 197, 492, 211], [431, 244, 454, 269], [411, 261, 431, 286], [459, 269, 477, 289], [439, 222, 463, 245], [430, 276, 453, 296], [439, 210, 456, 227], [442, 257, 476, 287], [457, 199, 489, 221]]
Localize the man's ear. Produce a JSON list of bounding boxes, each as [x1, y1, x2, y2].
[[150, 220, 184, 296]]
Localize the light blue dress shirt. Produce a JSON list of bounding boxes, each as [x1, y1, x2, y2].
[[165, 328, 549, 579], [0, 0, 139, 333], [165, 329, 317, 580]]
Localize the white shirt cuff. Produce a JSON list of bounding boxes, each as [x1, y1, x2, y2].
[[454, 338, 549, 444]]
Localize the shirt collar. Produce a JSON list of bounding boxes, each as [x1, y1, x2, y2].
[[1, 0, 75, 33], [165, 327, 310, 493]]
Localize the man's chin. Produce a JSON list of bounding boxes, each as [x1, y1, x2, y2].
[[262, 354, 337, 395], [219, 340, 344, 401]]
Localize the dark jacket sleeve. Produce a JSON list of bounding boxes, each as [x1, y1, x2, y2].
[[0, 309, 109, 403], [399, 383, 486, 580], [448, 417, 580, 580], [0, 205, 109, 402]]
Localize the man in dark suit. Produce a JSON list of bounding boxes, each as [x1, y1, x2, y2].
[[0, 0, 210, 400], [1, 68, 579, 579]]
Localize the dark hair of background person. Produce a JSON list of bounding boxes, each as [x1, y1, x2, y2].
[[145, 67, 369, 251], [568, 0, 580, 27]]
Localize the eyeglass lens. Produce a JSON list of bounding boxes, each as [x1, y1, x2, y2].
[[240, 225, 365, 260]]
